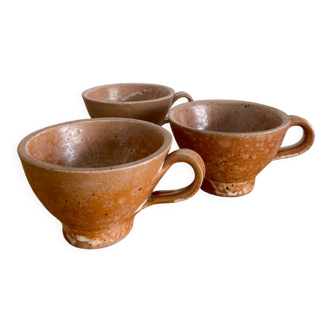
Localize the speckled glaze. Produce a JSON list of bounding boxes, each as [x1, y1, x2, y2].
[[18, 118, 205, 249], [169, 100, 315, 197], [82, 83, 193, 125]]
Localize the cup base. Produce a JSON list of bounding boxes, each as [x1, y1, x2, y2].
[[201, 178, 256, 197], [62, 217, 134, 249]]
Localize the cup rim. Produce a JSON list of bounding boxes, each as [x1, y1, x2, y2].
[[169, 99, 291, 136], [18, 118, 172, 173], [82, 83, 175, 105]]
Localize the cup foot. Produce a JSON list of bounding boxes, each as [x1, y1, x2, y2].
[[62, 217, 134, 249], [201, 178, 256, 197]]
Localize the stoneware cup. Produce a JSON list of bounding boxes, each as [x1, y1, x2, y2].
[[18, 118, 205, 249], [169, 100, 315, 197], [82, 83, 193, 126]]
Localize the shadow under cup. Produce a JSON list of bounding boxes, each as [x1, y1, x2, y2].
[[169, 100, 315, 197]]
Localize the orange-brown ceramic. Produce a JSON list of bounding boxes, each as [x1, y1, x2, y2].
[[169, 100, 315, 197], [18, 118, 205, 249], [82, 83, 193, 125]]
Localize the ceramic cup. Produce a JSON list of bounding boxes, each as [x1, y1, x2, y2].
[[18, 118, 205, 249], [82, 83, 193, 126], [169, 100, 315, 197]]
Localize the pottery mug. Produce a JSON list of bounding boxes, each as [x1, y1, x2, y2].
[[82, 83, 193, 126], [18, 118, 205, 249], [169, 100, 315, 197]]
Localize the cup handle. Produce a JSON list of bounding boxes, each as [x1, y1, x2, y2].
[[162, 91, 193, 125], [273, 115, 315, 161], [139, 149, 205, 211], [172, 91, 195, 105]]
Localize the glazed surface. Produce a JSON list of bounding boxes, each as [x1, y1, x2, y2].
[[85, 83, 172, 103], [18, 118, 205, 248], [171, 100, 287, 133], [26, 120, 165, 168]]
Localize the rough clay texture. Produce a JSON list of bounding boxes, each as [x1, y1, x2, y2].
[[18, 119, 205, 249], [82, 83, 193, 126], [170, 100, 315, 197], [171, 123, 285, 196]]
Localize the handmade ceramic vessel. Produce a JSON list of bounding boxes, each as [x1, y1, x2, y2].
[[18, 118, 205, 249], [169, 100, 315, 197], [82, 83, 193, 125]]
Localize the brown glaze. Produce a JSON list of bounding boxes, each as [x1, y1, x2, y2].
[[18, 118, 205, 249], [169, 100, 315, 197], [82, 83, 193, 126]]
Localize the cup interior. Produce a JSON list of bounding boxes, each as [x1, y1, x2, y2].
[[84, 83, 173, 103], [25, 120, 166, 168], [171, 101, 287, 133]]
